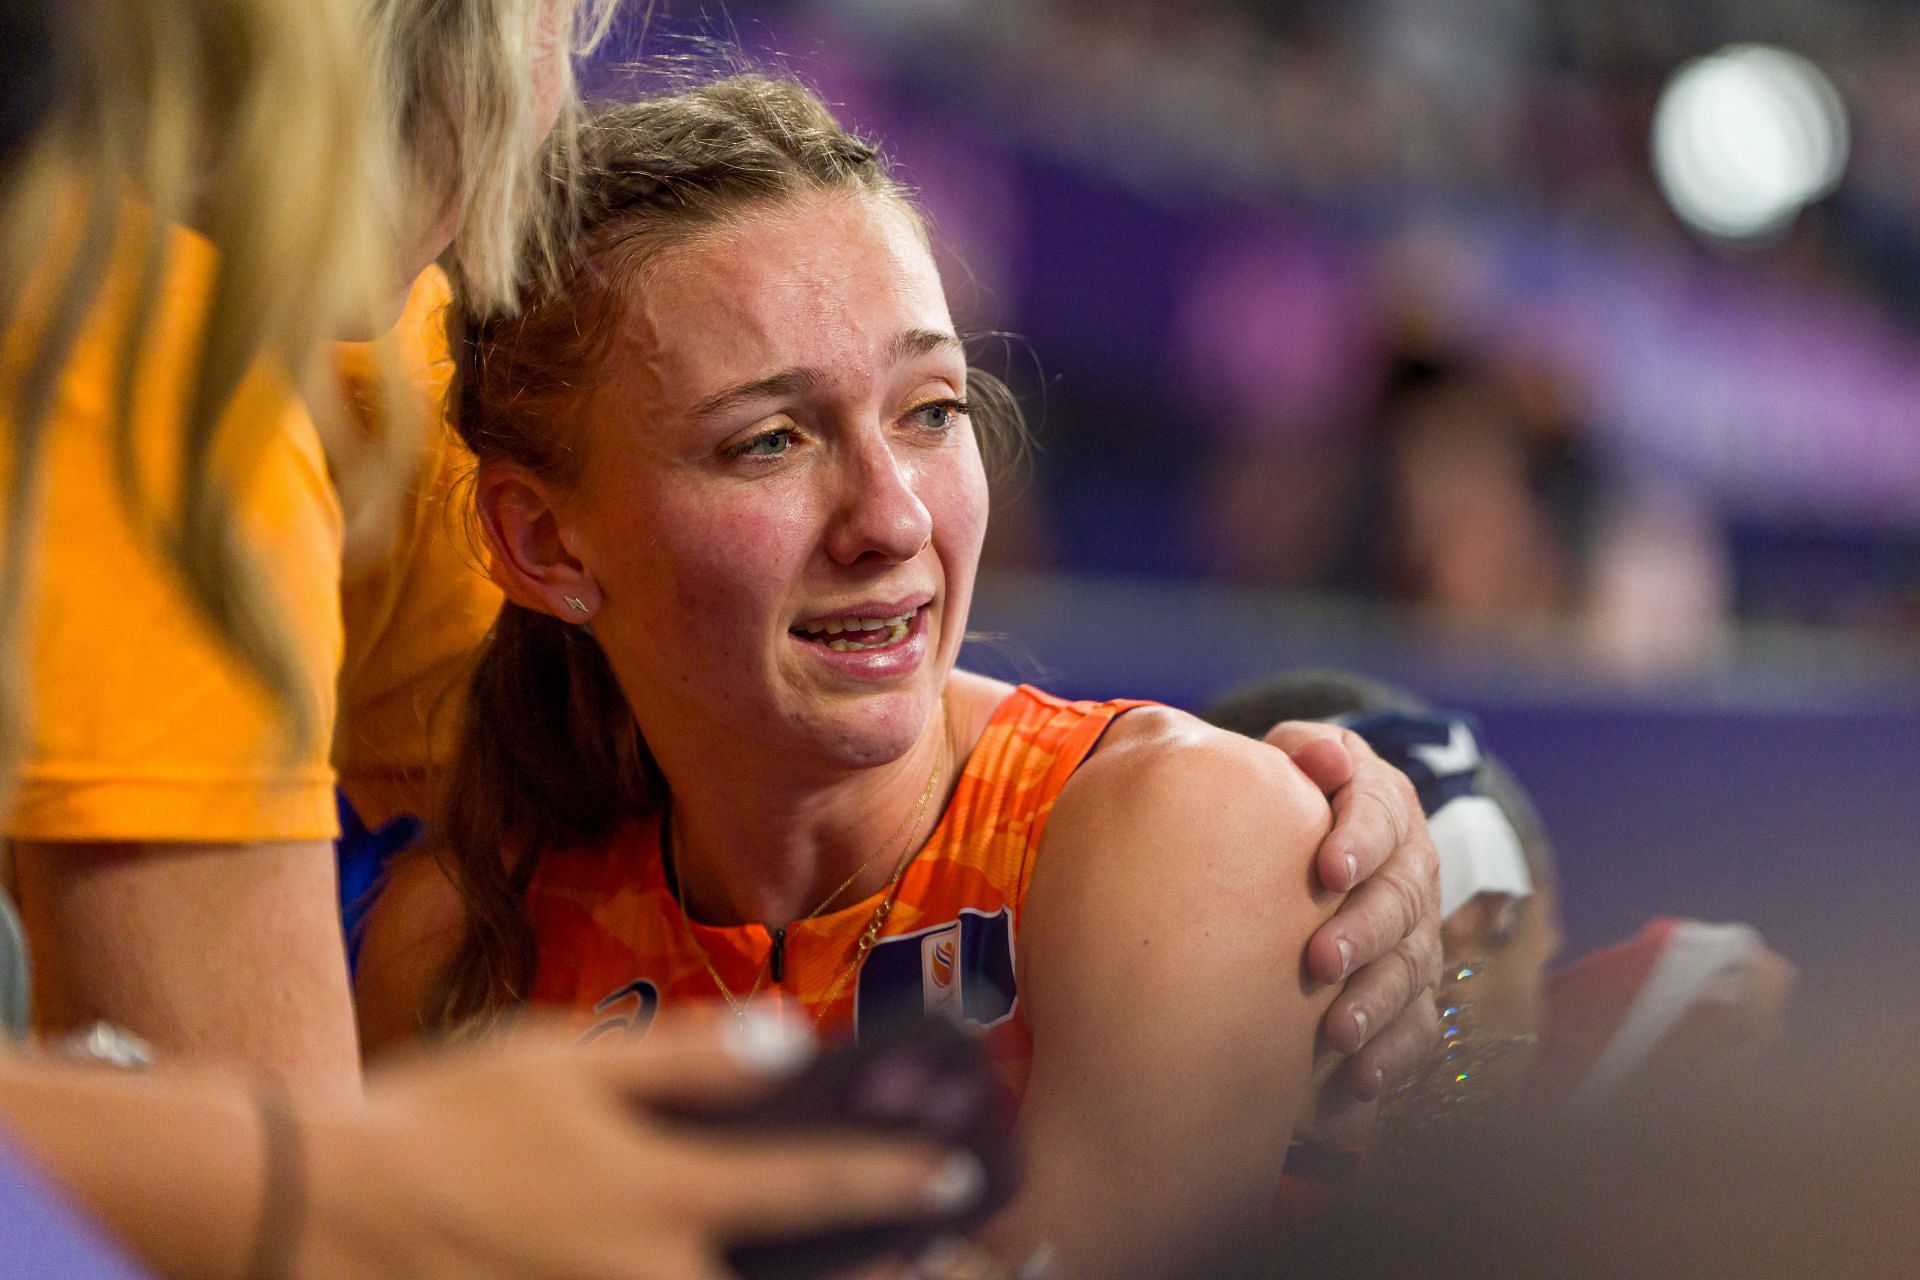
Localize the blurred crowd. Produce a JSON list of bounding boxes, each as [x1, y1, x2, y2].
[[699, 0, 1920, 677], [3, 0, 1912, 1275]]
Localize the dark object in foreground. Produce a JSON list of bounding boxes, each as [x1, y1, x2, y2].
[[665, 1013, 1019, 1280], [1259, 1002, 1920, 1280]]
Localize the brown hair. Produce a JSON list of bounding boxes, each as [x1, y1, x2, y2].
[[432, 74, 1025, 1029]]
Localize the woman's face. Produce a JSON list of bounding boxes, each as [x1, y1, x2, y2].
[[1442, 883, 1564, 1044], [558, 190, 988, 773]]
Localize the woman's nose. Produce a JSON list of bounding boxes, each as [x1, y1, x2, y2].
[[823, 434, 933, 566]]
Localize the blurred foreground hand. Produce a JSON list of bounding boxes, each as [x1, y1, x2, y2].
[[300, 1013, 984, 1279]]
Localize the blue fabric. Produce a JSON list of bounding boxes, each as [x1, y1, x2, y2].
[[0, 1131, 150, 1278], [854, 908, 1019, 1037], [1334, 709, 1489, 817], [335, 790, 423, 976]]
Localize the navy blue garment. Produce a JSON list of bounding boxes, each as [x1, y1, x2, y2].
[[335, 791, 423, 976], [1334, 709, 1489, 817], [853, 908, 1019, 1038]]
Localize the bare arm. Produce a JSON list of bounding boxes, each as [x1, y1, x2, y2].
[[0, 1058, 265, 1279], [351, 845, 468, 1058], [0, 1019, 983, 1280], [9, 838, 360, 1098], [1007, 710, 1343, 1278]]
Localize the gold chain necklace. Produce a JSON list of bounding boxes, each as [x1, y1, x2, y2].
[[669, 714, 948, 1022], [808, 809, 934, 1027]]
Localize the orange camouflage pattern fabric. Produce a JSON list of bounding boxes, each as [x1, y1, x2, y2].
[[525, 685, 1152, 1108]]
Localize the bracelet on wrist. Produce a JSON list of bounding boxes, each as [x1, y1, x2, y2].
[[246, 1078, 306, 1280]]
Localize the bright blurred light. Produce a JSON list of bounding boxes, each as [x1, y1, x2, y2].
[[1652, 44, 1849, 242]]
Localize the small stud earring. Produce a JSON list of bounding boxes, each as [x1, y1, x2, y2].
[[564, 595, 590, 615]]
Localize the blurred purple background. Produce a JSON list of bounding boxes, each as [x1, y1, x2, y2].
[[584, 1, 1920, 994]]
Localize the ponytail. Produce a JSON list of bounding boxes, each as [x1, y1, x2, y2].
[[433, 600, 659, 1030]]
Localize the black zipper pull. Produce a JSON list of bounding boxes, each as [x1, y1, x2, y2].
[[770, 926, 787, 985]]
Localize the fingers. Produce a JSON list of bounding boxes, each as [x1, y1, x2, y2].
[[909, 1236, 1055, 1280], [1268, 722, 1430, 903], [1269, 727, 1354, 794], [680, 1132, 986, 1241], [1340, 990, 1441, 1102], [1317, 907, 1442, 1056], [1318, 745, 1422, 893], [572, 1011, 819, 1110], [1306, 824, 1434, 987]]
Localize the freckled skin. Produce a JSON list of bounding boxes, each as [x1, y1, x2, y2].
[[558, 191, 989, 784], [443, 184, 1349, 1271]]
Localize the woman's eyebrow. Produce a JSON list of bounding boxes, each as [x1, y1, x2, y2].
[[690, 331, 963, 420], [888, 328, 964, 363], [690, 367, 825, 420]]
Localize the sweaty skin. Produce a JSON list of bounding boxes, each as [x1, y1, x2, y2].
[[368, 187, 1347, 1274]]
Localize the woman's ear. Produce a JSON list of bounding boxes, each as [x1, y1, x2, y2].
[[474, 464, 600, 623]]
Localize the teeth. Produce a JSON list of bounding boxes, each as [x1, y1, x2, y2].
[[823, 617, 913, 653], [797, 609, 917, 638]]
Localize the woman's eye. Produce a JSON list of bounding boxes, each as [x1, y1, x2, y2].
[[904, 398, 970, 433], [1486, 899, 1524, 949], [729, 428, 793, 459]]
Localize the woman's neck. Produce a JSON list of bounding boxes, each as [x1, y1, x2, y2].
[[657, 701, 961, 930]]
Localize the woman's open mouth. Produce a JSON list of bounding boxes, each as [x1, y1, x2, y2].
[[790, 607, 920, 652]]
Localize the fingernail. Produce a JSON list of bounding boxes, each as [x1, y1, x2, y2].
[[1336, 938, 1355, 978], [1350, 1007, 1369, 1046], [914, 1236, 969, 1276], [1342, 853, 1358, 888], [922, 1152, 986, 1214], [722, 1012, 815, 1077], [1019, 1242, 1059, 1280]]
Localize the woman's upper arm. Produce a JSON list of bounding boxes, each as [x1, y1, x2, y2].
[[9, 838, 362, 1096], [353, 847, 467, 1059], [1009, 709, 1341, 1276]]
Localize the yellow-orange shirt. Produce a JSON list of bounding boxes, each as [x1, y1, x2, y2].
[[334, 271, 500, 830], [3, 219, 499, 845], [525, 685, 1152, 1109]]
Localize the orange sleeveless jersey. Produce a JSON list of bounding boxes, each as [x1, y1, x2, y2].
[[525, 685, 1151, 1106]]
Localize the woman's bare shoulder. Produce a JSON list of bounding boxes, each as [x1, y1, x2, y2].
[[944, 669, 1019, 745], [1021, 700, 1336, 972], [1068, 702, 1332, 845], [354, 848, 467, 1058], [1013, 698, 1343, 1209]]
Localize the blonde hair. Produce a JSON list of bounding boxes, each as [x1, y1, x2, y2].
[[368, 0, 622, 313], [0, 0, 624, 775], [0, 0, 396, 771]]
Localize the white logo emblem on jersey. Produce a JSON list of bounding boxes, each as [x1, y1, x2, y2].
[[920, 923, 963, 1018], [1407, 722, 1482, 779]]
